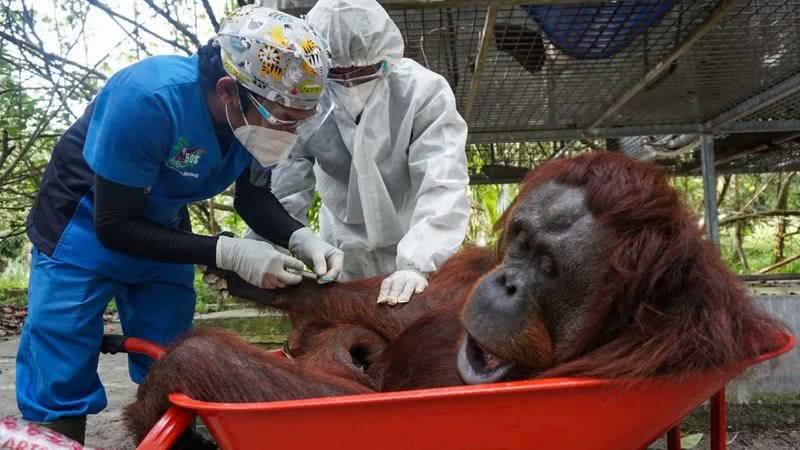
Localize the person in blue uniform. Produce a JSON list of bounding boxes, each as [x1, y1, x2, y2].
[[16, 6, 340, 444]]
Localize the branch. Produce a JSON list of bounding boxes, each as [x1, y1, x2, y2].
[[757, 253, 800, 274], [740, 174, 777, 213], [0, 130, 13, 173], [0, 29, 135, 184], [719, 210, 800, 226], [142, 0, 200, 48], [201, 0, 220, 32], [775, 172, 797, 209], [87, 0, 192, 55], [716, 175, 731, 208], [0, 31, 107, 80], [209, 201, 235, 213], [0, 227, 28, 240], [0, 184, 37, 200], [21, 2, 47, 54]]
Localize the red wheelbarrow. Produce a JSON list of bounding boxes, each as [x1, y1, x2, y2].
[[102, 331, 795, 450]]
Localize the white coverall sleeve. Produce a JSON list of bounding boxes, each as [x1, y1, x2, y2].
[[270, 148, 316, 227], [396, 82, 470, 274]]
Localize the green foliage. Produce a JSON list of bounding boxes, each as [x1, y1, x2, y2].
[[466, 184, 518, 247], [720, 223, 800, 274], [0, 259, 28, 290], [0, 259, 28, 305], [676, 173, 800, 274], [0, 236, 26, 261], [681, 433, 704, 449], [308, 191, 322, 232], [194, 268, 223, 314]]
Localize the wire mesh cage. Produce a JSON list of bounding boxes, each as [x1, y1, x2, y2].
[[265, 0, 800, 180], [609, 0, 800, 128], [741, 90, 800, 123]]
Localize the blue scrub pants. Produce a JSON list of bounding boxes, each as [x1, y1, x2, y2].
[[16, 247, 196, 422]]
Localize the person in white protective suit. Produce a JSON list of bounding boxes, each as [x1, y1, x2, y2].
[[265, 0, 470, 305]]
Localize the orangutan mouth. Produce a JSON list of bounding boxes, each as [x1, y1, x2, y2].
[[457, 334, 515, 385]]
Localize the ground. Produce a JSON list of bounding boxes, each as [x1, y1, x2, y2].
[[0, 322, 136, 449], [0, 310, 797, 449]]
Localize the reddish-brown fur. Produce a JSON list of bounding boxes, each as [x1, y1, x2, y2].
[[503, 153, 786, 378], [124, 247, 498, 445], [124, 153, 787, 446]]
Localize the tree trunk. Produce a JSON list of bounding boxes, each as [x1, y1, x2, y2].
[[207, 198, 220, 235], [733, 175, 749, 271], [772, 172, 796, 264], [717, 175, 731, 208]]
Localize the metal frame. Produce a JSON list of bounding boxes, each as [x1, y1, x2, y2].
[[268, 0, 800, 152], [706, 72, 800, 131], [702, 135, 720, 244], [586, 0, 736, 131], [468, 120, 800, 144], [463, 4, 497, 121]]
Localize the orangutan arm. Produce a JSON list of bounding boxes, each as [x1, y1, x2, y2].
[[208, 247, 496, 340], [213, 268, 436, 339]]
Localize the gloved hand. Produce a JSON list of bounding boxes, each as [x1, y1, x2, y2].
[[216, 235, 304, 289], [377, 270, 428, 305], [288, 227, 343, 283]]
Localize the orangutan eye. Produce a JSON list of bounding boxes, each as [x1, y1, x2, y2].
[[519, 236, 530, 252], [514, 229, 530, 252]]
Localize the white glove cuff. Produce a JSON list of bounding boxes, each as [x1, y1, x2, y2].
[[288, 226, 314, 249], [396, 267, 428, 279], [215, 235, 232, 270]]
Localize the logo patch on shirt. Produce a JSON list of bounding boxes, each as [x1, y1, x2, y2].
[[167, 137, 205, 178]]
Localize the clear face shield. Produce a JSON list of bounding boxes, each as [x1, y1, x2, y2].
[[327, 61, 388, 87], [256, 98, 334, 168], [230, 88, 334, 168]]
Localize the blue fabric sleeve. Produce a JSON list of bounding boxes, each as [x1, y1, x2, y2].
[[83, 82, 172, 188]]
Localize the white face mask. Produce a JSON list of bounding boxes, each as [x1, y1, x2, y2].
[[226, 102, 297, 167], [329, 79, 379, 120]]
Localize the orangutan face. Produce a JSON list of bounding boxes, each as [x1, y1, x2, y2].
[[458, 181, 608, 384]]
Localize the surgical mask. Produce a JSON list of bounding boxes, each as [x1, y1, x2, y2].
[[226, 102, 297, 167], [329, 79, 379, 120]]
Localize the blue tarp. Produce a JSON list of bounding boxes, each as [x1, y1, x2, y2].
[[522, 1, 674, 59]]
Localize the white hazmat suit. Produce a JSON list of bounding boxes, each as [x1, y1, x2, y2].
[[269, 0, 470, 304]]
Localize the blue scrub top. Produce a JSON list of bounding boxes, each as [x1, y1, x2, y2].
[[36, 54, 252, 284]]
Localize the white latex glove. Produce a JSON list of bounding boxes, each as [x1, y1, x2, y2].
[[216, 235, 304, 289], [288, 227, 343, 283], [377, 270, 428, 305], [243, 226, 292, 255]]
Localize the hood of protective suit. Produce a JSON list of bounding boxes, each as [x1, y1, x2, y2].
[[306, 0, 404, 68]]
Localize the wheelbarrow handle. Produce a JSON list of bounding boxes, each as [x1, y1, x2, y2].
[[101, 334, 167, 360]]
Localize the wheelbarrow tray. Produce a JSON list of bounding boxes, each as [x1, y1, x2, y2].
[[141, 332, 795, 450]]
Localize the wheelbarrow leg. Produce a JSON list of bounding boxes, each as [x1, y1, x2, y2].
[[136, 405, 195, 450], [711, 388, 726, 450], [666, 424, 681, 450]]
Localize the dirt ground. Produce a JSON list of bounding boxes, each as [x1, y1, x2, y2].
[[0, 323, 136, 449], [647, 431, 800, 450], [1, 319, 797, 449]]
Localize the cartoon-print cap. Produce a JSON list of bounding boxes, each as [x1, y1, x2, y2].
[[217, 5, 332, 111]]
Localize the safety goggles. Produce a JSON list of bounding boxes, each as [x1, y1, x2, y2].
[[327, 61, 388, 87], [247, 92, 321, 128]]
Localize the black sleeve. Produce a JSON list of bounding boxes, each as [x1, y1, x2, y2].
[[93, 175, 219, 267], [234, 167, 304, 248]]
